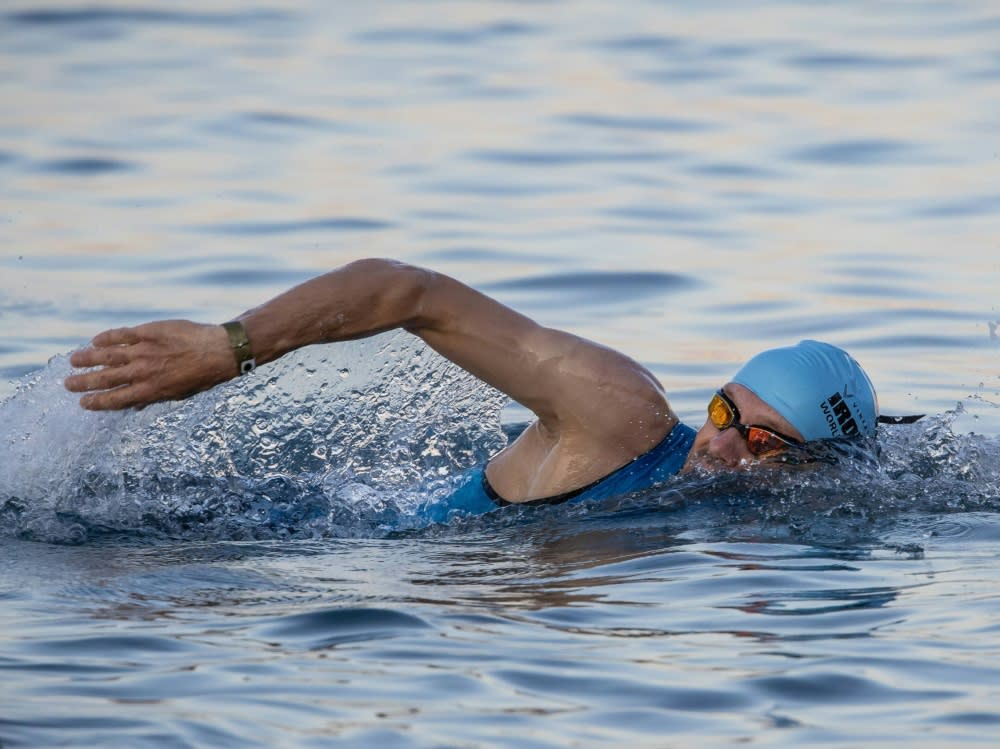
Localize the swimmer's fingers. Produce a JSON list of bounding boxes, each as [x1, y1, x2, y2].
[[68, 325, 149, 369], [64, 359, 144, 394], [69, 341, 136, 369], [65, 320, 237, 411], [78, 383, 158, 412], [91, 326, 144, 348]]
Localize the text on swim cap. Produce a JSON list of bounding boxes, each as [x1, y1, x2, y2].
[[821, 391, 858, 437]]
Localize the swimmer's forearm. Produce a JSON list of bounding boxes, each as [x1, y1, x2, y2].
[[65, 259, 437, 410], [235, 258, 571, 422], [225, 257, 668, 434], [65, 257, 670, 437], [234, 259, 555, 415], [234, 258, 433, 366]]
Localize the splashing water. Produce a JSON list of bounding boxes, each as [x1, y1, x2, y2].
[[2, 332, 999, 546], [0, 332, 507, 543], [637, 406, 1000, 549], [503, 405, 1000, 554]]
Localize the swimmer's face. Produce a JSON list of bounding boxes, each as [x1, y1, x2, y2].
[[686, 383, 807, 471]]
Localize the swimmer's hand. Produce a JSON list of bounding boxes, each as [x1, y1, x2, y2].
[[64, 321, 236, 410]]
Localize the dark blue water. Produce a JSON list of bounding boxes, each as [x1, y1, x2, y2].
[[2, 1, 1000, 746]]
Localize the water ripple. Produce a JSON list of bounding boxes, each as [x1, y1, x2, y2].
[[205, 111, 353, 142], [911, 194, 1000, 219], [35, 157, 137, 176], [469, 148, 676, 166], [601, 34, 685, 55], [790, 139, 916, 166], [257, 607, 430, 650], [750, 672, 958, 704], [960, 64, 1000, 82], [875, 307, 981, 324], [639, 68, 731, 85], [606, 204, 711, 223], [356, 21, 538, 46], [240, 111, 334, 130], [200, 217, 393, 235], [483, 270, 699, 301], [28, 634, 193, 657], [0, 364, 41, 381], [786, 52, 936, 70], [177, 269, 313, 287], [850, 334, 978, 350], [418, 179, 569, 197], [419, 247, 562, 264], [560, 113, 711, 133], [494, 668, 755, 710], [814, 282, 934, 299], [6, 7, 291, 28], [687, 162, 780, 179], [933, 712, 1000, 726]]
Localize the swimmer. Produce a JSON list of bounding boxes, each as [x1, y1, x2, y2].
[[64, 258, 887, 507]]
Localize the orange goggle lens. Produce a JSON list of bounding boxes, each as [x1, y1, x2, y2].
[[708, 392, 734, 430], [745, 426, 794, 455], [707, 391, 798, 457]]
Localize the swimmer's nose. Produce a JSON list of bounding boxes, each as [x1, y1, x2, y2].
[[706, 428, 750, 467]]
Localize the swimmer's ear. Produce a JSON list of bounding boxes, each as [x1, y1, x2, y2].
[[877, 414, 924, 424]]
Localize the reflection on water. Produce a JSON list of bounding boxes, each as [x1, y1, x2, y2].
[[2, 1, 1000, 747], [7, 522, 996, 746], [2, 0, 997, 427]]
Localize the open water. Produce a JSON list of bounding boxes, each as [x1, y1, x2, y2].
[[2, 1, 999, 746]]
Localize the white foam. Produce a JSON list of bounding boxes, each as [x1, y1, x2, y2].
[[0, 333, 508, 542]]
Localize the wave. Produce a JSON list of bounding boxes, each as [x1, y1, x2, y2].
[[2, 333, 998, 546], [0, 332, 507, 543], [551, 405, 1000, 552]]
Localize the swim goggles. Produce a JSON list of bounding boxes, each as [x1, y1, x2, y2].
[[707, 389, 804, 457]]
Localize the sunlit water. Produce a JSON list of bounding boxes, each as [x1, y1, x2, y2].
[[2, 1, 999, 746]]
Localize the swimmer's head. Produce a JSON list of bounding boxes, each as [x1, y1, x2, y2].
[[731, 340, 878, 442]]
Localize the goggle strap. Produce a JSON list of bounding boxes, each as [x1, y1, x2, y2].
[[877, 414, 924, 424]]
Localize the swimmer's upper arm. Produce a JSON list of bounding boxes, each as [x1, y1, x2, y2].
[[409, 269, 677, 448], [65, 255, 677, 441]]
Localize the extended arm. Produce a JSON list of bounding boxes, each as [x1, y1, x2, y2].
[[65, 259, 677, 472]]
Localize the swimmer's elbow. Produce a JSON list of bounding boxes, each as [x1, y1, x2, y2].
[[338, 258, 437, 329], [341, 257, 423, 280]]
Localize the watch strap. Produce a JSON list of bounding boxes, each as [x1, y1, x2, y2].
[[222, 320, 256, 375]]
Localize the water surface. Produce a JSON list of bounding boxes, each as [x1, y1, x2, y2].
[[2, 1, 999, 746]]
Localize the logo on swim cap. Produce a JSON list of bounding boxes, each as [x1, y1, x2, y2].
[[732, 340, 878, 442], [821, 388, 865, 437]]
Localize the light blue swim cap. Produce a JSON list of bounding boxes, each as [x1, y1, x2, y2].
[[731, 340, 878, 441]]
